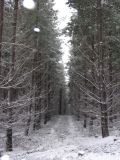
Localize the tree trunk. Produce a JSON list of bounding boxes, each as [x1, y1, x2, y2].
[[6, 0, 19, 151], [97, 0, 109, 138], [25, 101, 32, 136], [0, 0, 4, 108], [0, 0, 4, 75], [6, 127, 12, 152], [89, 117, 94, 136], [59, 88, 62, 115], [47, 68, 51, 120], [108, 52, 113, 122], [83, 63, 87, 128], [44, 64, 50, 124], [83, 114, 87, 128], [33, 0, 42, 130], [77, 111, 80, 121]]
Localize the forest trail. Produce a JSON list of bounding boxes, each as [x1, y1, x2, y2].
[[7, 115, 120, 160], [49, 115, 83, 143]]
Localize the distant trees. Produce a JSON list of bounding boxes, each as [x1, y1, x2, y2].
[[0, 0, 66, 151], [67, 0, 120, 137]]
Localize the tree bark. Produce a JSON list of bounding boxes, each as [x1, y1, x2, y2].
[[83, 114, 87, 128], [59, 88, 62, 115], [6, 0, 19, 151], [32, 0, 42, 130], [0, 0, 4, 75], [108, 52, 113, 122], [47, 66, 51, 120], [97, 0, 109, 138]]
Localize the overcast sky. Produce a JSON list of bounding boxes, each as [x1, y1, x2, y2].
[[54, 0, 72, 66]]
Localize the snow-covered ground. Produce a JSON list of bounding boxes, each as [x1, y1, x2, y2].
[[1, 115, 120, 160]]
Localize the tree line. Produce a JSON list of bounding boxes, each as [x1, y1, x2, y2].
[[67, 0, 120, 138], [0, 0, 67, 152]]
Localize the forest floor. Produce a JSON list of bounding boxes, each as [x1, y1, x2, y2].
[[1, 115, 120, 160]]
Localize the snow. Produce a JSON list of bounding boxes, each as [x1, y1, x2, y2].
[[83, 153, 120, 160], [78, 150, 85, 156], [1, 115, 120, 160], [1, 155, 9, 160]]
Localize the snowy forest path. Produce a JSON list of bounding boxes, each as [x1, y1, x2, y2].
[[11, 115, 87, 159], [9, 115, 119, 160], [49, 115, 86, 146]]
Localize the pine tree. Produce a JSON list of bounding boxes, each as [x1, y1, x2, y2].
[[67, 0, 120, 137]]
